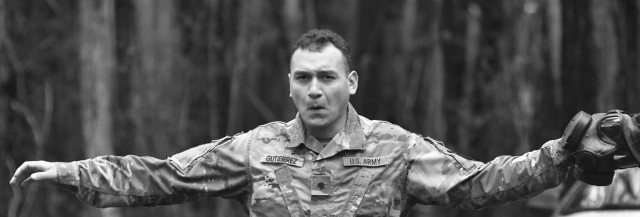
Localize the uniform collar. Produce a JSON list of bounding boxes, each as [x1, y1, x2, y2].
[[285, 103, 366, 158]]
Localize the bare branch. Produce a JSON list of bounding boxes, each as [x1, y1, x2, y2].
[[10, 101, 44, 157], [42, 80, 53, 141]]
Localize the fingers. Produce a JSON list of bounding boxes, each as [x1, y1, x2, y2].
[[9, 176, 19, 187], [10, 162, 32, 187], [20, 177, 33, 186], [30, 169, 57, 181], [9, 161, 56, 187], [21, 169, 56, 186]]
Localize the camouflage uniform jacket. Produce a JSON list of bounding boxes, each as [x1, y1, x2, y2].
[[55, 104, 573, 217]]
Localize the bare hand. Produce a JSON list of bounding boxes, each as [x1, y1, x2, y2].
[[9, 161, 57, 187]]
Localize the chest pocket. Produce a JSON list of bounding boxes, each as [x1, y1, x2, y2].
[[339, 168, 374, 216]]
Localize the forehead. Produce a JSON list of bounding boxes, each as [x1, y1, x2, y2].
[[290, 45, 348, 74]]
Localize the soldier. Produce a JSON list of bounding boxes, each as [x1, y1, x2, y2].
[[9, 29, 635, 217]]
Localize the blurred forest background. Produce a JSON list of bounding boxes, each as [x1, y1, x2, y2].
[[1, 0, 639, 217]]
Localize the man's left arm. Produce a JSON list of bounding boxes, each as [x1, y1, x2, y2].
[[406, 136, 572, 209]]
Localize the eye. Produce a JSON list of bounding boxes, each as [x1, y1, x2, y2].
[[321, 75, 335, 80], [295, 75, 309, 80]]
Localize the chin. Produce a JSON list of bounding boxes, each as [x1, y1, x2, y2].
[[303, 119, 327, 128], [302, 116, 330, 128]]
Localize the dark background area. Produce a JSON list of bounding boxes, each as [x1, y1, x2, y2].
[[1, 0, 639, 216]]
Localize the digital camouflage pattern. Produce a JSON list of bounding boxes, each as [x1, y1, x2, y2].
[[54, 104, 573, 217]]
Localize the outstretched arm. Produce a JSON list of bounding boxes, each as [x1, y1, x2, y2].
[[9, 133, 251, 208], [406, 136, 572, 209]]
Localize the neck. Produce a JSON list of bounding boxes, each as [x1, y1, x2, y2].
[[307, 124, 343, 141]]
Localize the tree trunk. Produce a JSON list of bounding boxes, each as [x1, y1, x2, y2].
[[457, 2, 482, 156], [623, 0, 640, 112], [204, 1, 248, 216], [224, 0, 267, 215], [0, 0, 13, 216], [547, 0, 563, 108], [420, 0, 446, 140], [206, 0, 223, 139], [304, 0, 317, 29], [131, 1, 190, 216], [409, 0, 446, 216], [591, 0, 620, 110], [493, 0, 545, 215], [635, 1, 640, 111], [78, 0, 120, 217], [225, 3, 248, 134], [282, 0, 304, 118], [227, 0, 267, 133], [131, 0, 188, 157], [399, 0, 419, 129], [284, 0, 304, 45], [342, 0, 359, 53], [0, 0, 7, 146], [504, 0, 544, 154]]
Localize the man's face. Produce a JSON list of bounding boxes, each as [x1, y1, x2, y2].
[[289, 44, 358, 135]]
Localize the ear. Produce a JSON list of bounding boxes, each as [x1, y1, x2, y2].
[[288, 73, 292, 97], [347, 71, 359, 95]]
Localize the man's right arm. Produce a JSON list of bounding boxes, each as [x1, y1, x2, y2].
[[10, 132, 252, 208]]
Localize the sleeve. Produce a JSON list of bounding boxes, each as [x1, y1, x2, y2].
[[406, 136, 573, 209], [54, 132, 252, 208]]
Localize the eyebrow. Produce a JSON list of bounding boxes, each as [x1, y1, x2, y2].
[[292, 70, 338, 75], [317, 70, 338, 75], [292, 70, 311, 75]]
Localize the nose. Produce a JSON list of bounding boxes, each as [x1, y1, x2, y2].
[[308, 78, 322, 99]]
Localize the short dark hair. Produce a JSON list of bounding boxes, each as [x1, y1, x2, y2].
[[292, 29, 352, 71]]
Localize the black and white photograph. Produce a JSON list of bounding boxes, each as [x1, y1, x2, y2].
[[2, 0, 640, 217]]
